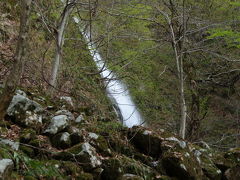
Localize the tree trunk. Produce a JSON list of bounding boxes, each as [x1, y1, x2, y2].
[[49, 0, 75, 94], [0, 0, 32, 121], [179, 0, 187, 139], [179, 60, 187, 139]]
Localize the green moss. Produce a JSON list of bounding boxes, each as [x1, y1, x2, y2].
[[60, 161, 83, 176], [20, 129, 36, 143], [101, 156, 157, 180], [23, 176, 37, 180], [201, 154, 221, 180], [76, 172, 93, 180], [92, 135, 111, 156], [161, 144, 204, 180], [94, 121, 126, 135], [67, 143, 83, 154]]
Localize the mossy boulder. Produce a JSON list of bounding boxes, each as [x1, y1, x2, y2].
[[51, 132, 72, 149], [75, 172, 94, 180], [59, 161, 83, 177], [70, 132, 85, 145], [128, 126, 162, 158], [161, 138, 205, 180], [53, 142, 102, 170], [189, 144, 222, 180], [88, 133, 111, 156], [101, 156, 157, 180], [7, 93, 43, 129]]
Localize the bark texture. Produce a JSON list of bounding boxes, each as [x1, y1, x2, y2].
[[0, 0, 32, 120], [49, 0, 76, 94]]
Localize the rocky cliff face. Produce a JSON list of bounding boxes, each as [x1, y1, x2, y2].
[[0, 89, 239, 180]]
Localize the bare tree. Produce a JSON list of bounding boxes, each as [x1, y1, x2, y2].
[[0, 0, 33, 120], [49, 0, 77, 94], [155, 0, 188, 139]]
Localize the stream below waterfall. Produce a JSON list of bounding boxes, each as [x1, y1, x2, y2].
[[73, 17, 144, 128]]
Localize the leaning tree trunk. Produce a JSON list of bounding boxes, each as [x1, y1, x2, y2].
[[0, 0, 32, 121], [49, 0, 75, 94]]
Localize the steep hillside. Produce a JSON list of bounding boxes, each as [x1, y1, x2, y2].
[[0, 89, 239, 179]]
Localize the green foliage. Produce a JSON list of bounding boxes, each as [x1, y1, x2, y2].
[[207, 28, 240, 48]]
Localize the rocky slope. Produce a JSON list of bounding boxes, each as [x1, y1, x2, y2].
[[0, 89, 240, 180]]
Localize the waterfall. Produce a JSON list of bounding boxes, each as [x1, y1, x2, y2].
[[73, 17, 144, 128]]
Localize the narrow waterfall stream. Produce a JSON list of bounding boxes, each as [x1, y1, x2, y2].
[[73, 18, 144, 128]]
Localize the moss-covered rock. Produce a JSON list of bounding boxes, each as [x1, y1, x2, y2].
[[188, 144, 222, 180], [75, 172, 94, 180], [161, 139, 205, 180], [6, 93, 43, 129], [128, 126, 162, 158], [51, 132, 72, 149], [53, 142, 102, 170], [101, 156, 157, 180], [20, 129, 36, 144], [89, 134, 111, 156]]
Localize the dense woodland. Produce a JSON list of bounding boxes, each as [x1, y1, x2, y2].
[[0, 0, 240, 179]]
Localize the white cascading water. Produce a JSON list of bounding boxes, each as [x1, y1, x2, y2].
[[73, 17, 144, 128]]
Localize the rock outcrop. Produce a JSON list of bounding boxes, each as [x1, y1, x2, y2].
[[0, 90, 240, 179]]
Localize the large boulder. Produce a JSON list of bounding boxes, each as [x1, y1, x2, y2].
[[161, 138, 205, 180], [44, 115, 69, 135], [53, 142, 102, 170], [190, 145, 222, 180], [128, 127, 162, 158], [128, 127, 205, 180], [101, 156, 157, 180], [7, 92, 43, 128], [51, 132, 72, 149], [0, 159, 13, 180], [68, 127, 85, 145]]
